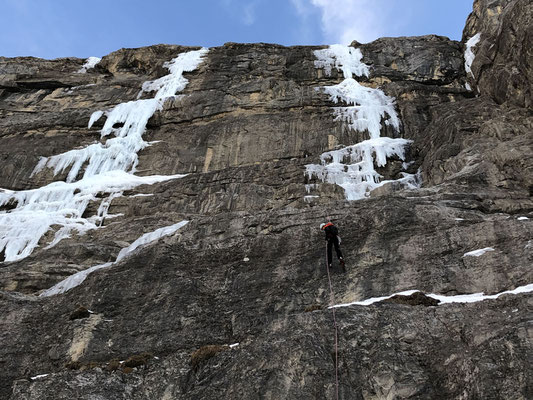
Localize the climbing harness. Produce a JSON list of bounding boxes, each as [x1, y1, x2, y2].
[[325, 241, 340, 400]]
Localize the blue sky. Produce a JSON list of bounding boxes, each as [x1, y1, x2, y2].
[[1, 0, 473, 59]]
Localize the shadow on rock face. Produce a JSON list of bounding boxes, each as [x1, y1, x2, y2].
[[382, 291, 440, 307], [69, 306, 91, 320], [190, 344, 229, 370]]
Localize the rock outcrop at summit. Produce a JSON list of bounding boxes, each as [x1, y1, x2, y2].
[[1, 0, 532, 399], [463, 0, 532, 108]]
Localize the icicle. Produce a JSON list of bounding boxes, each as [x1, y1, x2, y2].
[[0, 172, 187, 262], [88, 110, 104, 128], [314, 45, 369, 78], [1, 48, 208, 262], [324, 78, 400, 139], [306, 45, 419, 200]]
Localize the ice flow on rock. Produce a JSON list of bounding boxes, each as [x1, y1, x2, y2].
[[0, 49, 208, 262], [306, 44, 418, 201]]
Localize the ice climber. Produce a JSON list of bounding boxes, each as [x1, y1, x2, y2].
[[320, 222, 345, 272]]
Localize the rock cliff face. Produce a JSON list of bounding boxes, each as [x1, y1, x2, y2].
[[1, 0, 532, 399]]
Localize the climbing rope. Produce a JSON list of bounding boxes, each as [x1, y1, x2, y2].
[[325, 241, 339, 400]]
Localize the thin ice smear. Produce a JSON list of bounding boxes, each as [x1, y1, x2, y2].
[[306, 45, 419, 201], [464, 33, 481, 78], [1, 49, 208, 262], [116, 221, 189, 262], [40, 221, 189, 296]]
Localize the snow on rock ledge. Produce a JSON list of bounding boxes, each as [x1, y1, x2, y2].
[[463, 247, 494, 257], [306, 44, 419, 201], [77, 56, 101, 73], [40, 221, 189, 296]]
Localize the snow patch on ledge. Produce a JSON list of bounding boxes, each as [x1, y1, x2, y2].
[[331, 283, 533, 308], [306, 45, 417, 201], [40, 221, 188, 296], [463, 247, 494, 257], [130, 193, 154, 198], [77, 57, 101, 73], [464, 33, 481, 78]]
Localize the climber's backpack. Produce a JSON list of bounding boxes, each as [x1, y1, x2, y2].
[[325, 224, 338, 238]]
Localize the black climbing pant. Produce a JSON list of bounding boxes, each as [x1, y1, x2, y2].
[[327, 236, 343, 265]]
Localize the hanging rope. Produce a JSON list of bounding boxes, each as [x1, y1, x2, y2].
[[325, 241, 339, 400]]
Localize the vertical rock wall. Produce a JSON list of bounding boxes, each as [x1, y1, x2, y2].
[[0, 0, 532, 398]]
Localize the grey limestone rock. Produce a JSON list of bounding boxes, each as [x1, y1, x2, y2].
[[0, 0, 532, 398]]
